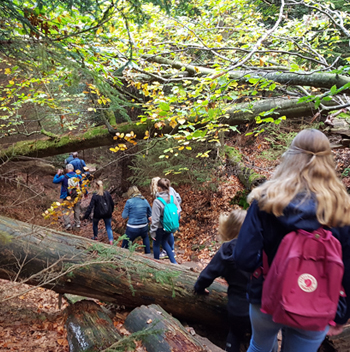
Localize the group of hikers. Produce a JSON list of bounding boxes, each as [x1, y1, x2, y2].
[[53, 129, 350, 352]]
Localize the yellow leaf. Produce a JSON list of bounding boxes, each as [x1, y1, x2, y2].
[[113, 136, 118, 140], [120, 133, 124, 138], [179, 146, 184, 150], [217, 34, 223, 42], [96, 27, 103, 35], [170, 118, 177, 128], [109, 26, 115, 33], [5, 68, 11, 74], [9, 80, 14, 85], [259, 58, 265, 66]]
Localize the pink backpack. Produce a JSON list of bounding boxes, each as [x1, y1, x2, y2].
[[261, 227, 345, 331]]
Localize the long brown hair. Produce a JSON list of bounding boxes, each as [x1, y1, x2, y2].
[[150, 177, 160, 197], [248, 129, 350, 227], [157, 178, 170, 201]]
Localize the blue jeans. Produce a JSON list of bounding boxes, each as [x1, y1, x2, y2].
[[153, 228, 177, 264], [122, 225, 151, 254], [93, 218, 113, 242], [247, 304, 328, 352]]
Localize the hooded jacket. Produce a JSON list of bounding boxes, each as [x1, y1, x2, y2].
[[234, 196, 350, 324], [194, 238, 250, 318]]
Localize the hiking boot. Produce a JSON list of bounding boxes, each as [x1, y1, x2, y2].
[[159, 250, 168, 259]]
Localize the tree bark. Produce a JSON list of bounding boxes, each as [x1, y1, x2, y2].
[[0, 98, 330, 160], [66, 300, 122, 352], [320, 323, 350, 351], [224, 146, 266, 189], [124, 304, 220, 352], [0, 215, 228, 330]]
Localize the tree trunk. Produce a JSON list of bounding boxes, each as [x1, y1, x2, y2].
[[66, 300, 122, 352], [0, 99, 332, 160], [224, 146, 266, 189], [0, 215, 228, 331], [124, 304, 224, 352], [144, 55, 350, 90], [320, 324, 350, 351]]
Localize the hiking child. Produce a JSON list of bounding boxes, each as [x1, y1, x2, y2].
[[121, 186, 152, 254], [150, 176, 181, 259], [234, 129, 350, 352], [150, 178, 179, 264], [83, 180, 115, 245], [195, 209, 254, 352], [53, 164, 82, 230]]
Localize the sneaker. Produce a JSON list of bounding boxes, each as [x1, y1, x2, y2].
[[172, 250, 176, 258], [159, 250, 168, 259], [76, 224, 81, 228], [65, 224, 72, 230], [91, 236, 97, 240]]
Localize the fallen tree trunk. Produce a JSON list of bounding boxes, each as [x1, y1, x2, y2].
[[124, 304, 223, 352], [66, 300, 122, 352], [0, 98, 333, 160], [0, 215, 228, 330], [224, 146, 266, 189], [144, 55, 350, 90]]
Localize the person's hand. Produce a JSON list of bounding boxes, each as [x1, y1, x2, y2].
[[151, 235, 156, 241], [57, 169, 63, 175], [148, 216, 152, 223], [327, 324, 343, 336]]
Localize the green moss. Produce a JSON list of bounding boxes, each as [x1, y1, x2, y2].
[[223, 145, 242, 161], [82, 126, 109, 139]]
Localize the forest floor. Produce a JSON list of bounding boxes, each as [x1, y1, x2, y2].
[[1, 132, 350, 351]]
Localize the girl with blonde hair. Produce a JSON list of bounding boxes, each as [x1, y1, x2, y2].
[[234, 129, 350, 352], [122, 186, 152, 254], [83, 180, 114, 245]]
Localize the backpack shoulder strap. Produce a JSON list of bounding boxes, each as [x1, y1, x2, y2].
[[157, 197, 166, 205], [169, 195, 174, 203]]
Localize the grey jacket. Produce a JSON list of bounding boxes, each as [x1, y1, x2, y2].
[[150, 191, 180, 237], [170, 187, 182, 212]]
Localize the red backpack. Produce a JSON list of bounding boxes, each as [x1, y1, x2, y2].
[[261, 227, 345, 331]]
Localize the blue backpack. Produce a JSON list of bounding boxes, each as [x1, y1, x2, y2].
[[157, 196, 179, 233]]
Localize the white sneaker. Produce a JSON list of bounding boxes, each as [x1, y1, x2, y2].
[[76, 224, 81, 228], [159, 250, 168, 259], [65, 224, 72, 230]]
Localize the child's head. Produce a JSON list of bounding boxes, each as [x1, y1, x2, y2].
[[218, 209, 247, 242], [249, 129, 350, 227]]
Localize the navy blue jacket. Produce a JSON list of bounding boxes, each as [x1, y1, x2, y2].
[[234, 196, 350, 324], [122, 196, 152, 225], [194, 239, 250, 318], [70, 158, 86, 172]]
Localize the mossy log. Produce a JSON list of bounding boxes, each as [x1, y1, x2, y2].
[[124, 304, 224, 352], [0, 98, 333, 160], [0, 215, 228, 330], [224, 146, 266, 189], [320, 324, 350, 352], [66, 300, 121, 352]]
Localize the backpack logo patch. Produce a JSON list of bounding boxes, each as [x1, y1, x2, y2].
[[298, 273, 317, 293]]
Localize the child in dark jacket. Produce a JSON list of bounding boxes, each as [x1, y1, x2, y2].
[[83, 180, 114, 244], [194, 209, 250, 352]]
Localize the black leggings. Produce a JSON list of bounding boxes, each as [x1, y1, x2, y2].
[[226, 315, 251, 352]]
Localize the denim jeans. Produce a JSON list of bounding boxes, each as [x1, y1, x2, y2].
[[153, 228, 177, 264], [247, 304, 328, 352], [93, 218, 113, 242], [122, 225, 151, 254]]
